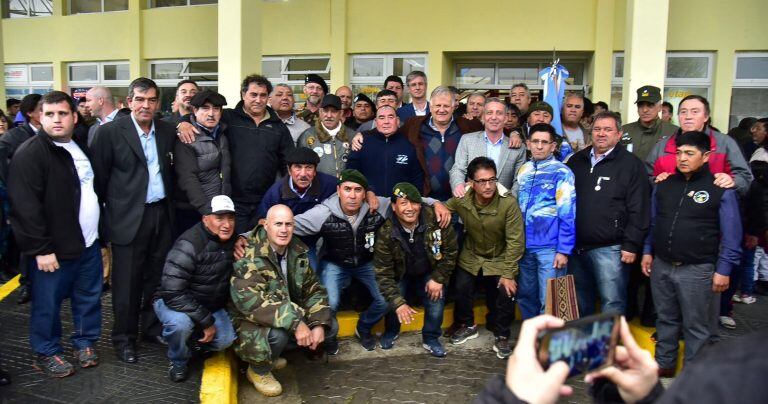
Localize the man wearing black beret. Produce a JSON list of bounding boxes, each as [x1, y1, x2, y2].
[[345, 93, 376, 132], [297, 73, 328, 127]]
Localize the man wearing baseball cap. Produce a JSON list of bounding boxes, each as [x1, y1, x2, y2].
[[373, 183, 458, 356], [621, 85, 678, 161], [153, 195, 238, 382], [297, 94, 353, 178], [297, 73, 328, 126]]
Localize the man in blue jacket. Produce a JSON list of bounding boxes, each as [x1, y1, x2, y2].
[[346, 105, 424, 195], [515, 123, 576, 319]]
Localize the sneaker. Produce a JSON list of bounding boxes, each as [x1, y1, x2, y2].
[[450, 325, 479, 345], [422, 340, 447, 358], [719, 316, 736, 329], [33, 354, 75, 378], [493, 336, 512, 359], [75, 347, 99, 368], [246, 367, 282, 397], [168, 362, 188, 382], [324, 337, 340, 356], [273, 357, 287, 370], [443, 323, 462, 338], [731, 294, 742, 303], [739, 294, 757, 304], [355, 326, 376, 351], [379, 333, 399, 350]]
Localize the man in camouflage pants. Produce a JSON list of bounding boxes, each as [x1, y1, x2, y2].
[[230, 204, 334, 397]]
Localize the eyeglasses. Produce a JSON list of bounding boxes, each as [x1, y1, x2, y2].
[[472, 177, 498, 186], [529, 139, 553, 145]]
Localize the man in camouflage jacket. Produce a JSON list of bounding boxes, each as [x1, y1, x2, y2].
[[374, 182, 458, 357], [230, 205, 333, 397]]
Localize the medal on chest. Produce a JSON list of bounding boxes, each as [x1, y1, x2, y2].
[[364, 231, 376, 252], [431, 229, 443, 260]]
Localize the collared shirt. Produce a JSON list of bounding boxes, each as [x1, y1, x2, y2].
[[289, 176, 311, 198], [590, 146, 616, 168], [414, 102, 429, 116], [428, 116, 455, 142], [484, 131, 504, 167], [30, 124, 39, 134], [130, 114, 166, 203], [97, 109, 119, 126]]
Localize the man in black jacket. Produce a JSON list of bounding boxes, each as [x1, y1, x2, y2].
[[91, 77, 177, 363], [9, 91, 103, 378], [177, 74, 294, 234], [153, 195, 237, 382], [641, 131, 742, 374], [566, 111, 650, 316]]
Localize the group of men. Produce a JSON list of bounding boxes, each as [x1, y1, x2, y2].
[[0, 65, 759, 398]]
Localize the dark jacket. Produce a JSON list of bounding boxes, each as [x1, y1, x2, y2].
[[256, 171, 338, 220], [174, 121, 231, 214], [745, 160, 768, 240], [91, 115, 176, 245], [645, 166, 742, 275], [400, 114, 483, 198], [567, 145, 650, 253], [156, 222, 235, 329], [396, 102, 429, 122], [209, 103, 294, 205], [346, 129, 424, 194], [0, 123, 38, 184], [8, 132, 99, 259], [373, 205, 457, 308]]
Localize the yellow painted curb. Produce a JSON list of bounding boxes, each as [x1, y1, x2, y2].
[[629, 318, 684, 373], [200, 350, 238, 404], [0, 274, 20, 302]]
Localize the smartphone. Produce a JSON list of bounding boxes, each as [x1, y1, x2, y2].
[[536, 312, 620, 378]]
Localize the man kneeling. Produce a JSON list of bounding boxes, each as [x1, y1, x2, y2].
[[374, 183, 458, 356], [153, 195, 238, 382], [231, 205, 334, 397]]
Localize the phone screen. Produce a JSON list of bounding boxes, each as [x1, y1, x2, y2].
[[537, 313, 620, 378]]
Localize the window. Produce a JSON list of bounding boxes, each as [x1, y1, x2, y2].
[[730, 53, 768, 128], [348, 54, 426, 99], [149, 0, 216, 8], [70, 0, 128, 13], [149, 58, 218, 116], [68, 61, 131, 85], [2, 0, 53, 18], [261, 55, 331, 104], [4, 64, 54, 101], [453, 59, 587, 91]]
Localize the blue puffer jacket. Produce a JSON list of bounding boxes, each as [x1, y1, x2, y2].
[[516, 155, 576, 254]]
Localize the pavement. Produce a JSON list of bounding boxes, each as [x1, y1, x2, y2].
[[0, 286, 201, 403]]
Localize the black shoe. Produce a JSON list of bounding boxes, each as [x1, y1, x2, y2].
[[168, 362, 188, 382], [493, 336, 512, 359], [324, 337, 340, 356], [142, 335, 168, 346], [16, 285, 30, 304], [355, 326, 376, 351], [115, 344, 138, 363], [0, 369, 10, 386]]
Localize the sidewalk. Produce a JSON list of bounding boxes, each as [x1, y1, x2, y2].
[[0, 279, 201, 403]]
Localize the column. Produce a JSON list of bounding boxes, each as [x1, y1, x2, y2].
[[711, 49, 734, 130], [217, 0, 262, 104], [127, 0, 146, 80], [426, 49, 448, 94], [328, 0, 347, 91], [621, 0, 669, 123], [590, 0, 615, 104]]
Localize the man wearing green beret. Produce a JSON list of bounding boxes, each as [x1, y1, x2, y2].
[[373, 183, 459, 357], [442, 157, 525, 360]]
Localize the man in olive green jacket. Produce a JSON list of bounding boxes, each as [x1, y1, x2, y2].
[[374, 182, 458, 357], [230, 205, 334, 397], [443, 157, 525, 359], [620, 85, 678, 161]]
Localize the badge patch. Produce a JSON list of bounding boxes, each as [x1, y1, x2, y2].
[[313, 146, 324, 157], [323, 144, 332, 155], [307, 136, 315, 146], [692, 191, 709, 204], [395, 154, 408, 164]]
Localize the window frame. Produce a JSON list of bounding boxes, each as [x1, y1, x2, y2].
[[348, 53, 428, 86], [5, 63, 54, 86], [3, 0, 53, 18], [67, 61, 131, 86], [148, 58, 218, 87], [148, 0, 216, 7], [452, 58, 587, 91], [69, 0, 129, 14], [261, 55, 331, 85], [733, 52, 768, 88]]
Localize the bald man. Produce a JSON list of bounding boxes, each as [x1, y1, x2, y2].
[[230, 204, 335, 397], [336, 86, 353, 121], [85, 86, 119, 146]]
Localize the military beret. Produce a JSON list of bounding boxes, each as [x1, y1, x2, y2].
[[338, 169, 368, 190], [305, 74, 329, 94], [529, 101, 553, 116], [285, 147, 320, 166], [354, 93, 376, 109], [190, 90, 227, 108], [391, 182, 422, 204]]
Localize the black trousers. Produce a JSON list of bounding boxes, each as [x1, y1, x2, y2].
[[454, 267, 516, 338], [627, 260, 656, 324], [111, 202, 172, 347], [234, 201, 259, 235]]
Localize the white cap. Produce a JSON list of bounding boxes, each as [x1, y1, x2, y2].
[[209, 195, 235, 215]]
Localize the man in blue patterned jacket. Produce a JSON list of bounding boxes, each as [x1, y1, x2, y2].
[[514, 123, 576, 319]]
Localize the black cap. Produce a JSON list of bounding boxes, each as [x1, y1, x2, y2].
[[305, 74, 329, 94], [635, 85, 662, 104], [320, 94, 342, 110], [353, 93, 376, 111], [190, 90, 227, 108], [285, 147, 321, 166]]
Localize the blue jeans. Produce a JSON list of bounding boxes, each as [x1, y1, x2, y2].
[[383, 273, 446, 343], [29, 244, 103, 356], [568, 244, 628, 316], [720, 247, 756, 316], [153, 299, 236, 366], [518, 247, 563, 319], [319, 260, 388, 332]]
